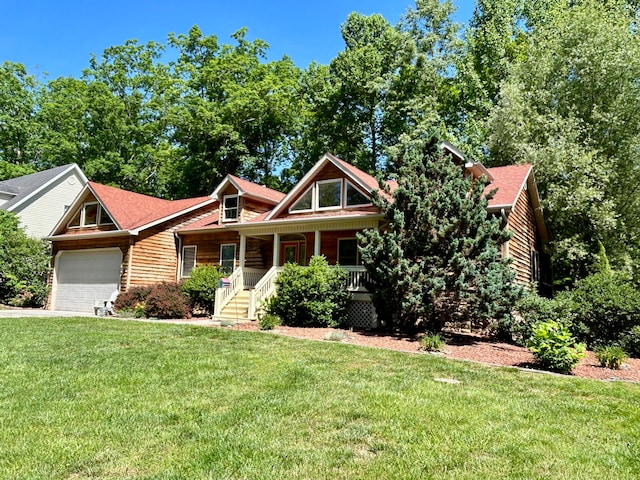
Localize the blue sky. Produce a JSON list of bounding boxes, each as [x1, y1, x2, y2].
[[1, 1, 475, 80]]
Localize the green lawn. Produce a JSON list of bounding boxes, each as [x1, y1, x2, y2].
[[1, 318, 638, 479]]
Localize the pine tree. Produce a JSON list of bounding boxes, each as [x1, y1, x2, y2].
[[358, 137, 521, 332]]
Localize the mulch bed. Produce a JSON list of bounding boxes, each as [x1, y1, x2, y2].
[[227, 321, 640, 383]]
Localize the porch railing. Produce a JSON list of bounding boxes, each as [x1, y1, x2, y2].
[[213, 267, 244, 318], [248, 266, 283, 320], [342, 266, 370, 292], [243, 268, 267, 288]]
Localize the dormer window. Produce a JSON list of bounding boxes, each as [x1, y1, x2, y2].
[[223, 195, 239, 222], [68, 202, 114, 228], [288, 179, 372, 214]]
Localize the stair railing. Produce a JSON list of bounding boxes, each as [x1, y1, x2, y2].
[[247, 266, 283, 320], [213, 267, 244, 318]]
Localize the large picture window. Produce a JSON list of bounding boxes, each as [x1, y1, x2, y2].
[[288, 178, 372, 214]]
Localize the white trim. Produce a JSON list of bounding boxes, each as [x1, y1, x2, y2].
[[220, 243, 237, 272], [46, 230, 132, 241], [6, 164, 88, 213], [130, 199, 215, 234], [288, 185, 314, 214], [344, 180, 372, 208], [315, 178, 343, 211], [222, 194, 239, 222], [181, 245, 197, 278]]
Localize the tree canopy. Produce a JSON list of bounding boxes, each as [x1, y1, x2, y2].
[[2, 0, 640, 283]]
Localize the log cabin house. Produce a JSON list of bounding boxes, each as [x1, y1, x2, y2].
[[46, 146, 549, 326]]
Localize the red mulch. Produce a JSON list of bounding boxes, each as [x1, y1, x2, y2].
[[227, 322, 640, 382]]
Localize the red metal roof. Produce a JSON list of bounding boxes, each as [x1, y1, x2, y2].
[[89, 182, 211, 231]]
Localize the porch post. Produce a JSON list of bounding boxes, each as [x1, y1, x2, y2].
[[273, 233, 280, 266], [314, 230, 321, 257], [239, 234, 247, 269]]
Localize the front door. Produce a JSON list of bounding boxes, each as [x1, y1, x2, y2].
[[281, 242, 299, 265]]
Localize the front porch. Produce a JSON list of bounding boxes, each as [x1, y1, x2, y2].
[[212, 265, 377, 328]]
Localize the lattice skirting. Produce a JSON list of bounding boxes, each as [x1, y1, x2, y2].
[[347, 293, 377, 329]]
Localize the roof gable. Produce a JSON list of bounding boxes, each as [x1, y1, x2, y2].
[[485, 164, 533, 209], [51, 182, 213, 235], [0, 164, 87, 212], [211, 175, 285, 205]]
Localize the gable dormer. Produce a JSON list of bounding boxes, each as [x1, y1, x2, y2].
[[211, 175, 285, 224], [66, 194, 115, 230]]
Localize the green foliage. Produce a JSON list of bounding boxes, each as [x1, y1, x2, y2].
[[181, 264, 225, 314], [527, 320, 586, 373], [257, 312, 281, 331], [488, 0, 640, 283], [358, 137, 521, 332], [498, 293, 574, 346], [113, 286, 152, 312], [620, 325, 640, 359], [0, 211, 49, 307], [594, 345, 628, 370], [144, 282, 191, 319], [569, 271, 640, 348], [419, 333, 445, 352], [266, 256, 350, 327]]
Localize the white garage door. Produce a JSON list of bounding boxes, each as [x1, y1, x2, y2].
[[55, 249, 122, 312]]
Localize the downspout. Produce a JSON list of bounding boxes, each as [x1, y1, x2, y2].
[[126, 236, 134, 291], [175, 232, 183, 282]]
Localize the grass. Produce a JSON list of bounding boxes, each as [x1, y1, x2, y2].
[[0, 318, 639, 479]]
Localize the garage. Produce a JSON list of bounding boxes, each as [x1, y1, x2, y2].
[[53, 249, 122, 312]]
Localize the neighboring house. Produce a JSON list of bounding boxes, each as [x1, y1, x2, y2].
[[46, 182, 215, 312], [45, 147, 550, 322], [0, 164, 87, 238]]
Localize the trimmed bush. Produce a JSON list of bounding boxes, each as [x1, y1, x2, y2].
[[527, 320, 586, 373], [266, 256, 351, 327], [182, 264, 225, 314], [144, 283, 191, 319], [594, 345, 628, 370], [569, 272, 640, 347], [113, 286, 152, 312]]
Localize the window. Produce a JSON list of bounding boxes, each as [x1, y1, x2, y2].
[[338, 238, 359, 265], [220, 244, 236, 272], [181, 246, 197, 278], [530, 250, 540, 283], [317, 180, 342, 209], [223, 195, 239, 222], [345, 182, 370, 207], [290, 187, 313, 212], [288, 178, 372, 214], [68, 202, 113, 228]]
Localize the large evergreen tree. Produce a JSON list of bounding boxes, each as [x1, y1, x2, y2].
[[358, 137, 520, 332]]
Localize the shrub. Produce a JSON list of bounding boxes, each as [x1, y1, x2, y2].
[[419, 334, 445, 352], [0, 211, 50, 307], [527, 320, 586, 373], [497, 293, 574, 346], [569, 272, 640, 347], [265, 256, 351, 327], [113, 286, 152, 312], [258, 312, 281, 331], [182, 264, 225, 314], [144, 282, 191, 319], [620, 326, 640, 359], [594, 345, 628, 370]]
